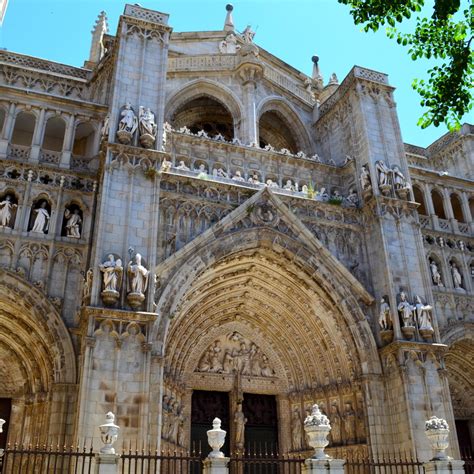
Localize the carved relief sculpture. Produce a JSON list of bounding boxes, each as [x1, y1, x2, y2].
[[430, 260, 443, 286], [359, 165, 372, 195], [116, 102, 138, 144], [138, 106, 157, 148], [329, 403, 342, 445], [234, 402, 247, 451], [0, 195, 17, 227], [99, 254, 123, 305], [219, 33, 240, 54], [127, 253, 149, 309], [31, 202, 50, 233], [64, 208, 82, 238]]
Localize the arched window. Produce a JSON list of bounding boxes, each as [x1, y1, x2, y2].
[[171, 97, 234, 141], [42, 116, 66, 152], [11, 112, 36, 146], [413, 185, 427, 215], [431, 190, 446, 219], [450, 194, 465, 222], [73, 122, 96, 157], [258, 110, 298, 153]]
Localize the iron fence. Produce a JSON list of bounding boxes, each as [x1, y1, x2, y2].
[[461, 450, 473, 474], [229, 449, 304, 474], [0, 442, 95, 474], [344, 453, 424, 474]]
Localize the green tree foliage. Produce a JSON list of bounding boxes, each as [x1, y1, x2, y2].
[[338, 0, 473, 130]]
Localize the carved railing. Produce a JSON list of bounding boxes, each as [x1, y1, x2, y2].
[[7, 144, 30, 160], [263, 66, 314, 104], [419, 215, 431, 228], [39, 149, 61, 165], [71, 155, 96, 172], [458, 222, 470, 234], [437, 218, 451, 232], [167, 55, 238, 72]]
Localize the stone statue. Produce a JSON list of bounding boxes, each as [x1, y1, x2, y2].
[[99, 254, 123, 304], [82, 268, 93, 304], [302, 184, 309, 194], [138, 106, 157, 148], [450, 262, 463, 289], [284, 180, 295, 191], [260, 355, 274, 377], [222, 350, 234, 373], [359, 165, 371, 191], [219, 33, 240, 54], [215, 168, 228, 178], [345, 189, 359, 207], [397, 291, 414, 327], [127, 253, 149, 308], [31, 202, 50, 233], [177, 415, 186, 447], [117, 103, 138, 144], [291, 408, 303, 451], [161, 159, 172, 172], [430, 260, 443, 286], [248, 173, 260, 184], [378, 297, 392, 330], [169, 402, 181, 444], [0, 195, 17, 227], [266, 179, 278, 188], [209, 340, 223, 373], [343, 402, 356, 445], [413, 295, 433, 330], [329, 404, 341, 445], [197, 164, 208, 179], [241, 25, 255, 43], [176, 160, 189, 171], [101, 114, 110, 138], [232, 170, 245, 182], [392, 166, 410, 192], [318, 187, 329, 202], [375, 160, 391, 191], [234, 403, 247, 451], [64, 208, 82, 238]]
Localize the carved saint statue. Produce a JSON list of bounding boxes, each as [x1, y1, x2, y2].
[[241, 25, 255, 43], [118, 103, 138, 134], [430, 260, 443, 286], [329, 404, 342, 445], [0, 195, 17, 227], [99, 254, 123, 293], [451, 262, 463, 289], [127, 253, 149, 295], [291, 408, 303, 451], [31, 201, 50, 233], [413, 295, 433, 330], [219, 33, 240, 54], [343, 403, 356, 445], [359, 165, 371, 191], [139, 107, 157, 137], [397, 291, 414, 327], [284, 179, 295, 191], [176, 160, 190, 171], [392, 166, 409, 191], [375, 160, 391, 188], [82, 268, 93, 304], [64, 208, 82, 238], [345, 189, 359, 208], [234, 403, 247, 451], [378, 297, 392, 330], [232, 170, 245, 182]]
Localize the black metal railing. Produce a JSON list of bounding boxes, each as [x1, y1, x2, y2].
[[344, 453, 424, 474], [0, 442, 95, 474], [461, 449, 473, 474], [229, 447, 304, 474]]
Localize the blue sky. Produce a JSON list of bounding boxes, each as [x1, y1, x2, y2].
[[1, 0, 472, 147]]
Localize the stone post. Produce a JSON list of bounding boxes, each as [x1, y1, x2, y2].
[[423, 416, 464, 474], [202, 417, 229, 474], [302, 405, 345, 474], [95, 412, 120, 474]]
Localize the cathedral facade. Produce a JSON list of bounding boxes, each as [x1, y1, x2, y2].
[[0, 3, 472, 461]]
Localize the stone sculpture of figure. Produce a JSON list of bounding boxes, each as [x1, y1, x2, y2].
[[0, 195, 17, 227], [413, 295, 433, 330], [378, 297, 392, 330], [82, 268, 93, 304], [198, 346, 213, 372], [375, 160, 391, 188], [64, 208, 82, 238], [216, 168, 228, 178], [430, 260, 443, 286], [127, 253, 149, 295], [99, 254, 123, 293], [266, 179, 278, 188], [318, 187, 329, 202], [234, 403, 247, 451], [101, 114, 110, 138], [161, 159, 172, 172], [250, 345, 261, 375], [329, 404, 341, 445], [177, 415, 186, 447], [139, 107, 157, 137], [169, 402, 181, 444], [222, 350, 234, 373], [176, 160, 189, 171], [360, 165, 371, 191], [232, 170, 245, 182], [291, 408, 303, 451], [219, 33, 240, 54], [397, 291, 414, 327], [118, 103, 138, 134], [241, 25, 255, 43], [209, 340, 223, 373], [162, 395, 171, 440], [284, 180, 295, 191], [343, 403, 356, 445], [451, 262, 463, 289], [31, 201, 50, 233], [248, 173, 260, 184], [302, 184, 309, 194], [345, 189, 359, 207], [392, 166, 409, 191], [260, 355, 274, 377], [197, 164, 208, 180]]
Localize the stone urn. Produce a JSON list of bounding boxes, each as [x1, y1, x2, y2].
[[127, 292, 145, 310], [99, 412, 120, 454], [425, 416, 450, 460], [207, 417, 226, 459], [304, 404, 331, 460], [101, 289, 120, 306]]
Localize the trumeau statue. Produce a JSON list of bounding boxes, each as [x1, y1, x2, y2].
[[127, 253, 149, 308], [31, 202, 50, 233], [234, 402, 247, 451], [430, 260, 443, 286], [138, 106, 157, 148], [64, 208, 82, 238], [378, 297, 392, 331], [116, 102, 138, 144], [99, 254, 123, 305], [0, 195, 17, 227]]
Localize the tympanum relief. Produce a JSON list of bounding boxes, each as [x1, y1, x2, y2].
[[196, 332, 275, 377]]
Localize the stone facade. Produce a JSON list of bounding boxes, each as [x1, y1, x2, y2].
[[0, 3, 472, 462]]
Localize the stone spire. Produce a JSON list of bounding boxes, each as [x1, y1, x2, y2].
[[311, 55, 323, 83], [88, 11, 108, 65], [224, 4, 235, 32]]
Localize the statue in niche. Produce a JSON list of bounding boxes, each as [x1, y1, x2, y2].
[[177, 416, 186, 447], [101, 114, 110, 139], [345, 189, 359, 208], [397, 291, 414, 327], [450, 262, 463, 289], [392, 165, 410, 196], [430, 260, 443, 286], [214, 168, 228, 178], [329, 404, 342, 445], [64, 207, 82, 238], [359, 165, 372, 192], [219, 33, 240, 54], [234, 402, 247, 451], [82, 268, 93, 304], [31, 201, 50, 233], [197, 164, 208, 180], [291, 408, 303, 451], [127, 253, 149, 308], [168, 401, 181, 444], [0, 195, 17, 227], [176, 160, 189, 171], [117, 102, 138, 144], [161, 395, 171, 439], [378, 297, 392, 330], [248, 173, 261, 185], [138, 106, 157, 148], [284, 180, 295, 191], [343, 402, 356, 445], [375, 160, 391, 194], [413, 295, 433, 331], [232, 170, 245, 182], [99, 254, 123, 305]]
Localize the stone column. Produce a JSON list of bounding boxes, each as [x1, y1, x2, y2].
[[202, 418, 229, 474], [60, 114, 76, 169], [30, 107, 46, 163], [0, 102, 16, 157]]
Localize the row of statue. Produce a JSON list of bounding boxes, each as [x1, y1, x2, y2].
[[161, 159, 360, 206], [429, 259, 464, 290], [99, 252, 150, 309], [116, 103, 157, 149], [359, 161, 411, 198], [197, 333, 275, 377], [0, 195, 83, 238], [162, 395, 186, 447], [378, 292, 434, 338]]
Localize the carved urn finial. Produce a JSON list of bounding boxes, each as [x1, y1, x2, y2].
[[207, 417, 226, 458], [224, 4, 234, 31], [99, 412, 120, 454], [304, 404, 331, 460], [425, 416, 450, 460]]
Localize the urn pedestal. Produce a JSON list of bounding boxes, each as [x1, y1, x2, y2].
[[139, 133, 155, 149], [101, 289, 120, 306], [116, 130, 133, 145], [379, 184, 391, 196], [127, 292, 145, 310], [401, 325, 415, 340], [420, 327, 435, 341], [303, 405, 331, 460], [380, 329, 393, 344]]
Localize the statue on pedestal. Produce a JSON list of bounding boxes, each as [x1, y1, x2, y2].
[[99, 254, 123, 305], [31, 202, 50, 234], [138, 106, 157, 148], [0, 195, 17, 227], [117, 103, 138, 144], [234, 402, 247, 452], [127, 253, 149, 309]]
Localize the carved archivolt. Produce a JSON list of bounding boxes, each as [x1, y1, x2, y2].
[[196, 332, 275, 377]]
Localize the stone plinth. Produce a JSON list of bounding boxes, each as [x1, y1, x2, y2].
[[302, 458, 345, 474], [424, 460, 465, 474], [95, 453, 119, 474], [203, 457, 230, 474]]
